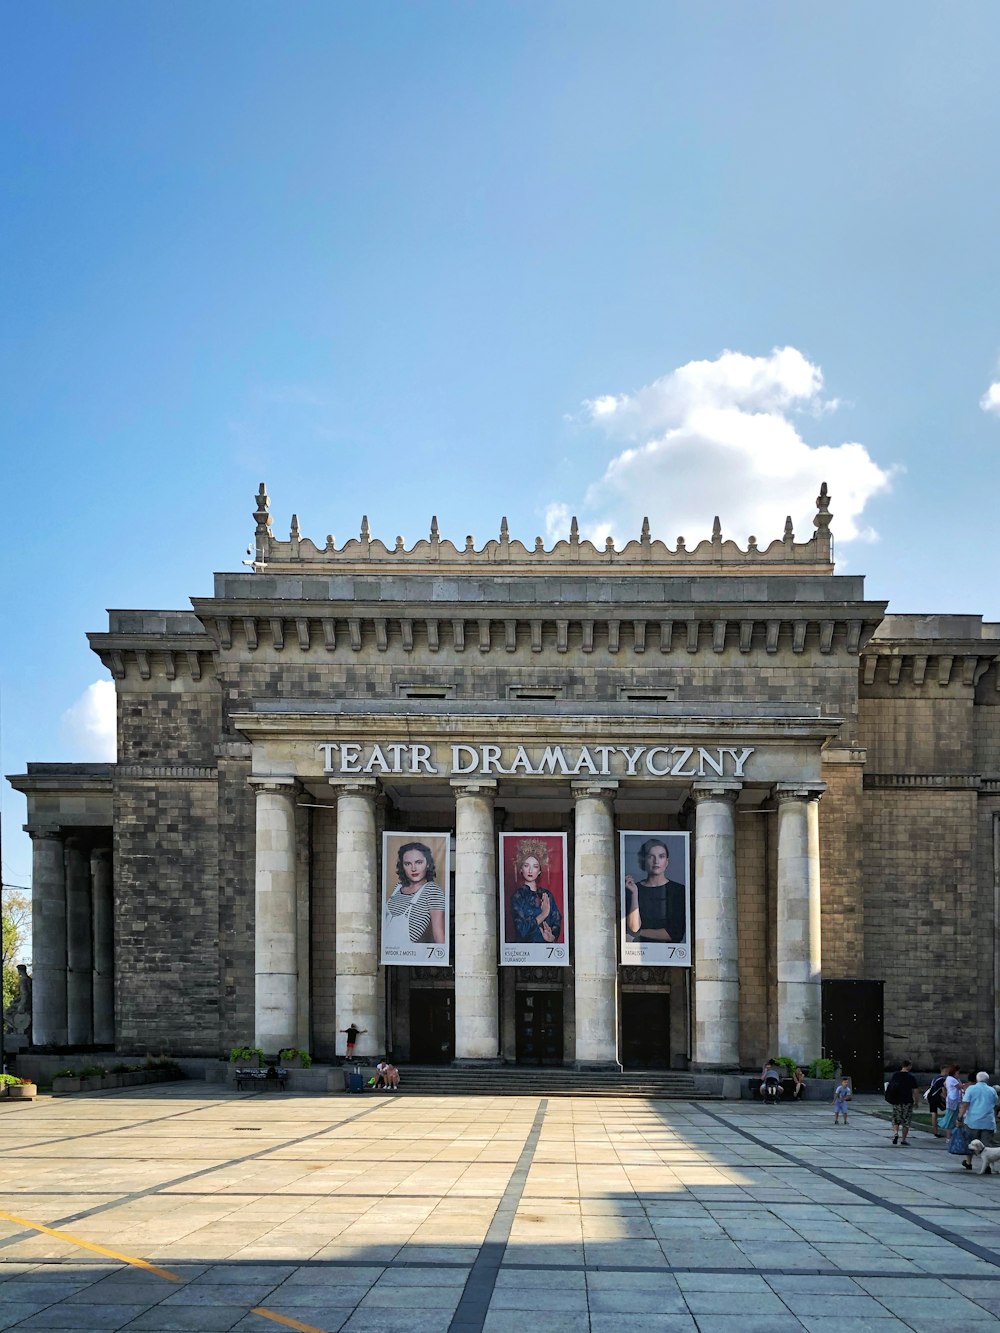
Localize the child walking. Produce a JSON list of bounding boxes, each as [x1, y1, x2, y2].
[[833, 1076, 852, 1124]]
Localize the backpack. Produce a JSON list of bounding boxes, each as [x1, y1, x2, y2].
[[884, 1073, 906, 1105]]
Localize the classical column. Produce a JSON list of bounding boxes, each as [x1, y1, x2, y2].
[[452, 779, 498, 1062], [330, 778, 380, 1058], [692, 782, 741, 1069], [65, 837, 94, 1046], [572, 780, 619, 1068], [29, 828, 68, 1046], [775, 783, 825, 1064], [250, 777, 300, 1053], [91, 848, 114, 1045]]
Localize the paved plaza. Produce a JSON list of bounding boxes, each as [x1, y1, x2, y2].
[[3, 1088, 1000, 1330]]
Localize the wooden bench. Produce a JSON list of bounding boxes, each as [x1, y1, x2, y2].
[[235, 1067, 287, 1092]]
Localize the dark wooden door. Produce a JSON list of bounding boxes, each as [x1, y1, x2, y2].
[[621, 992, 671, 1069], [822, 979, 884, 1092], [515, 990, 563, 1065], [409, 989, 455, 1064]]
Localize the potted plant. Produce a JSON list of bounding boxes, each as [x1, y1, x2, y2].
[[229, 1046, 264, 1068], [7, 1077, 37, 1100], [52, 1069, 81, 1095], [278, 1048, 312, 1069], [79, 1064, 106, 1092]]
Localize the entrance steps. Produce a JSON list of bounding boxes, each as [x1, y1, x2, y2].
[[396, 1066, 720, 1098]]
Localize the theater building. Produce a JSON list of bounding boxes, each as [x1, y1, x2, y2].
[[9, 484, 1000, 1075]]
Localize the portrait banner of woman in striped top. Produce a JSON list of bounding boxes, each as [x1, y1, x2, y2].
[[381, 832, 450, 966]]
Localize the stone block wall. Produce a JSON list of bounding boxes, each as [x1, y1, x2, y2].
[[819, 760, 865, 977], [735, 812, 768, 1064], [216, 752, 254, 1051], [113, 775, 220, 1054], [310, 805, 338, 1059], [861, 788, 981, 1068]]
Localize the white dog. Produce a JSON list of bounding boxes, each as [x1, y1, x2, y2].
[[967, 1139, 1000, 1175]]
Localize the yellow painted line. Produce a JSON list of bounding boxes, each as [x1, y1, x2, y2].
[[250, 1308, 327, 1333], [0, 1209, 182, 1281], [0, 1208, 328, 1333]]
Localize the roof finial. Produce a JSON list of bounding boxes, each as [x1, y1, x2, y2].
[[254, 483, 272, 537], [430, 516, 440, 542], [290, 513, 300, 540], [500, 516, 509, 542], [814, 481, 832, 531], [641, 517, 651, 546], [783, 515, 794, 542], [712, 516, 722, 544], [360, 515, 370, 543], [570, 516, 579, 545]]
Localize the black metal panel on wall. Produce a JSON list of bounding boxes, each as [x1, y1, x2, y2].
[[822, 979, 884, 1092]]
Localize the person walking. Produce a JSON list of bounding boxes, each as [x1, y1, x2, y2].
[[924, 1065, 949, 1137], [833, 1077, 852, 1124], [958, 1072, 999, 1171], [939, 1064, 963, 1132], [885, 1060, 918, 1146]]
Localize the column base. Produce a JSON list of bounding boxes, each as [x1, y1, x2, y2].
[[573, 1060, 622, 1073]]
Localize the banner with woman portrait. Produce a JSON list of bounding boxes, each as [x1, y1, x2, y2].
[[499, 832, 569, 967], [619, 831, 691, 967], [381, 832, 450, 966]]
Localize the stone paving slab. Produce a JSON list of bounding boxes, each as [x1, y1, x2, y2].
[[4, 1090, 1000, 1330]]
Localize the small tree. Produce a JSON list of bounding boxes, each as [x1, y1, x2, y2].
[[2, 890, 30, 1013]]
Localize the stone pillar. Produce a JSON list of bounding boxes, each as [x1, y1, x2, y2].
[[250, 777, 300, 1053], [775, 783, 825, 1064], [452, 779, 499, 1062], [65, 837, 93, 1046], [29, 828, 68, 1046], [91, 847, 114, 1045], [330, 778, 380, 1058], [692, 782, 741, 1070], [572, 781, 619, 1068]]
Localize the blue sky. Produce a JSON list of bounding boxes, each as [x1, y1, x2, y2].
[[3, 2, 1000, 891]]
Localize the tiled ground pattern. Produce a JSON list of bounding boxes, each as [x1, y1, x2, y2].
[[2, 1089, 1000, 1330]]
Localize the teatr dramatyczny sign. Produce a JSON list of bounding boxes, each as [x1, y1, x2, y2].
[[318, 742, 754, 779]]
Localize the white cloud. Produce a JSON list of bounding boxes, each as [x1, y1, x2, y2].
[[61, 680, 117, 762], [552, 347, 895, 548], [981, 381, 1000, 415]]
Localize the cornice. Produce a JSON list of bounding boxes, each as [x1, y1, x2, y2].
[[187, 607, 885, 659], [860, 643, 999, 690], [88, 632, 216, 682]]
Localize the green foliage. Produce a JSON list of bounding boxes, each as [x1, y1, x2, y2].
[[2, 890, 30, 1012], [0, 1073, 25, 1086], [775, 1056, 798, 1076], [808, 1057, 837, 1079], [229, 1045, 265, 1063], [54, 1068, 78, 1079], [79, 1065, 107, 1078], [278, 1047, 312, 1067]]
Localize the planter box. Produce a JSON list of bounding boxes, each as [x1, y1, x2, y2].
[[280, 1055, 303, 1068], [8, 1084, 36, 1100], [52, 1077, 82, 1095], [80, 1077, 103, 1092], [102, 1074, 123, 1090], [123, 1071, 144, 1086]]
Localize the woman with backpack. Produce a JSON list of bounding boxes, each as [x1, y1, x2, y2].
[[924, 1064, 950, 1137]]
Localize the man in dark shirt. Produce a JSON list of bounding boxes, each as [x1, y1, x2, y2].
[[886, 1059, 919, 1146]]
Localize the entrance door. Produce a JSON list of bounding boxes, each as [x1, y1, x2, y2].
[[515, 990, 563, 1065], [621, 992, 671, 1069], [822, 979, 884, 1092], [409, 989, 455, 1064]]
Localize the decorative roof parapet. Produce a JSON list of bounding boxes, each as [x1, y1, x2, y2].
[[249, 482, 836, 574]]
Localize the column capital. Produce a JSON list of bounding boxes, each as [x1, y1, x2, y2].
[[774, 781, 826, 804], [248, 775, 301, 797], [691, 781, 742, 804], [571, 779, 619, 800], [450, 777, 498, 797], [25, 825, 63, 842], [328, 776, 378, 797]]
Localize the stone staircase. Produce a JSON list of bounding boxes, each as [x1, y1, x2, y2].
[[394, 1065, 719, 1098]]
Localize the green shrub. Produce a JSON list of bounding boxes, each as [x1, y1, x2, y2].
[[775, 1056, 798, 1076], [80, 1065, 107, 1078], [0, 1073, 23, 1086], [808, 1057, 836, 1079], [278, 1048, 312, 1068], [54, 1068, 78, 1079], [229, 1045, 265, 1064]]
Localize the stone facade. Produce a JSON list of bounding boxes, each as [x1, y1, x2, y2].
[[9, 487, 1000, 1072]]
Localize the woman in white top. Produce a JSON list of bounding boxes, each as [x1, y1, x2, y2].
[[383, 842, 446, 947]]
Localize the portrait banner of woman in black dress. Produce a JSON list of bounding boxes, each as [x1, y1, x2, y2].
[[381, 832, 450, 966], [499, 832, 569, 967], [619, 831, 691, 967]]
